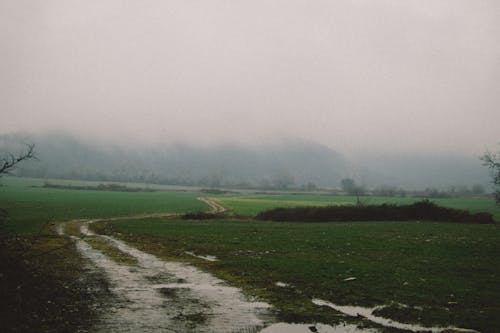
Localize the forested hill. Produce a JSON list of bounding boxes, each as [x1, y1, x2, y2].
[[0, 133, 490, 190], [0, 133, 350, 188]]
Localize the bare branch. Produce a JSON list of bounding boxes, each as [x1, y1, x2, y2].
[[0, 143, 36, 176]]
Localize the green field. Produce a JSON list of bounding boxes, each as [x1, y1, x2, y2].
[[2, 176, 500, 331], [0, 176, 204, 192], [102, 218, 500, 332], [0, 177, 205, 234]]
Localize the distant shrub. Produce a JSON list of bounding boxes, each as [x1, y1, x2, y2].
[[40, 183, 157, 192], [255, 200, 494, 224], [200, 189, 235, 194], [181, 211, 221, 220]]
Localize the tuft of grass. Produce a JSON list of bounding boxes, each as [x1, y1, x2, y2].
[[86, 236, 138, 266], [62, 220, 85, 237]]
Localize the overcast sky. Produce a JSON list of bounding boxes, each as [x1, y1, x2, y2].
[[1, 0, 499, 154]]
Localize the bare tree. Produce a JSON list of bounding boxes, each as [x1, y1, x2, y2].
[[340, 178, 365, 205], [0, 143, 36, 176], [481, 149, 500, 204]]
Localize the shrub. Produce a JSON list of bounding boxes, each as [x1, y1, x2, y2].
[[255, 200, 494, 224], [181, 211, 221, 220]]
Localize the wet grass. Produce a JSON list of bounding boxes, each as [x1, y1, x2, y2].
[[86, 236, 138, 266], [102, 218, 500, 332], [158, 287, 179, 298], [62, 220, 85, 237], [173, 312, 208, 329], [145, 272, 180, 284]]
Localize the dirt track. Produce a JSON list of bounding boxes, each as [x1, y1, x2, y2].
[[57, 198, 278, 333], [197, 197, 227, 214]]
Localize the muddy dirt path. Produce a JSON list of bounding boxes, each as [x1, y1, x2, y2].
[[56, 198, 278, 332], [197, 197, 227, 214], [59, 220, 274, 332]]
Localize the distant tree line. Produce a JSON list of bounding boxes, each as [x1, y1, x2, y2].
[[338, 178, 486, 199], [40, 182, 157, 192], [1, 136, 494, 200]]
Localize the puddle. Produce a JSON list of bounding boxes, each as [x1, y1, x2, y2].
[[313, 299, 479, 333], [275, 282, 291, 288], [56, 223, 64, 236], [80, 222, 96, 236], [185, 251, 219, 262], [68, 220, 274, 332], [258, 323, 378, 333]]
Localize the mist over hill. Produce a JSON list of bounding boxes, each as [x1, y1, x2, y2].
[[0, 132, 490, 191], [0, 133, 351, 188], [353, 153, 490, 191]]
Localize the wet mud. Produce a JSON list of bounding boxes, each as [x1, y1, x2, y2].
[[259, 323, 378, 333], [60, 220, 274, 332], [313, 299, 479, 333]]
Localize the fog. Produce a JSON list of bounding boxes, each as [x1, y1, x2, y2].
[[1, 0, 499, 155]]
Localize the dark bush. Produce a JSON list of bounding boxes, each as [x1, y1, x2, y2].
[[200, 188, 235, 194], [255, 200, 494, 224], [40, 183, 157, 192], [181, 211, 221, 220]]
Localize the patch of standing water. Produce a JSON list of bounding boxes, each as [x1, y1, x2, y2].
[[73, 220, 274, 332], [185, 251, 219, 262], [258, 323, 378, 333], [80, 220, 98, 236], [56, 223, 64, 236], [312, 299, 479, 333]]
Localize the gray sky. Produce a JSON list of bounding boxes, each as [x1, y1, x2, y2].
[[1, 0, 499, 154]]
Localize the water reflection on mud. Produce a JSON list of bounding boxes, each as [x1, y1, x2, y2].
[[258, 323, 378, 333], [313, 299, 479, 333], [185, 251, 219, 262], [61, 220, 274, 332]]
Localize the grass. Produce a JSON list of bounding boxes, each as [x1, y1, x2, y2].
[[63, 220, 86, 237], [86, 236, 138, 266], [0, 177, 206, 234], [101, 218, 500, 332]]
